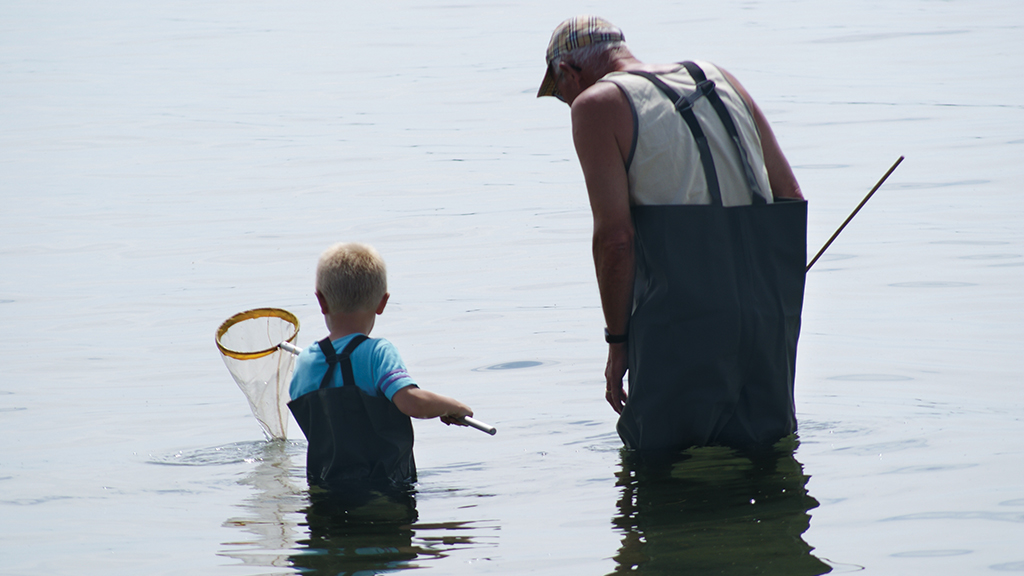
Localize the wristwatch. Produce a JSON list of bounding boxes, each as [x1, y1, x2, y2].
[[604, 328, 628, 344]]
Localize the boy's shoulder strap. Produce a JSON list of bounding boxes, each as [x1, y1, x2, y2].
[[316, 335, 370, 389]]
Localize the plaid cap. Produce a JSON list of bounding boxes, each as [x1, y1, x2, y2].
[[537, 16, 625, 98]]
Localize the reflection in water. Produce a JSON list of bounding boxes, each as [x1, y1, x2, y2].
[[221, 441, 490, 575], [289, 484, 423, 574], [290, 489, 487, 575], [220, 440, 308, 570], [610, 437, 832, 575]]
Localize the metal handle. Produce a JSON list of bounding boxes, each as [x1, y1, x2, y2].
[[460, 416, 497, 435], [278, 341, 302, 355]]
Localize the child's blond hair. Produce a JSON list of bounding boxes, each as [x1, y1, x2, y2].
[[316, 243, 387, 313]]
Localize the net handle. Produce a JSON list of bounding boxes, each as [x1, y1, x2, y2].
[[460, 416, 497, 435], [278, 341, 302, 355]]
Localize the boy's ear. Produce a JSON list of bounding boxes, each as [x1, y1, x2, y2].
[[315, 291, 330, 315], [375, 292, 390, 315]]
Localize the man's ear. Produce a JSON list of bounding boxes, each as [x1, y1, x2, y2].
[[315, 291, 330, 315], [558, 61, 581, 83], [376, 292, 390, 315]]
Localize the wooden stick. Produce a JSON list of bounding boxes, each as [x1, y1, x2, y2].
[[806, 156, 904, 272]]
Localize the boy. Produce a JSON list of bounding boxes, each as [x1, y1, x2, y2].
[[288, 242, 472, 490]]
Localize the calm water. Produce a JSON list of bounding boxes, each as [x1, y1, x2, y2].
[[2, 0, 1022, 574]]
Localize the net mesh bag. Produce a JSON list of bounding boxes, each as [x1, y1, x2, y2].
[[216, 308, 301, 441]]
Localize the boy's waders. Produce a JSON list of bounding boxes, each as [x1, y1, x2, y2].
[[288, 335, 416, 489]]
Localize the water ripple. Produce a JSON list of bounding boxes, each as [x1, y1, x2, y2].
[[883, 463, 976, 475], [959, 253, 1020, 260], [893, 179, 988, 189], [149, 440, 305, 467], [473, 360, 547, 371], [882, 511, 1024, 523], [828, 373, 912, 381], [1, 495, 76, 506], [991, 561, 1024, 571], [889, 281, 976, 288], [931, 240, 1009, 246], [891, 549, 972, 558], [833, 439, 928, 455], [811, 30, 969, 44]]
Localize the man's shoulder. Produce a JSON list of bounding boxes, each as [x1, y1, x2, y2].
[[578, 79, 627, 106], [572, 80, 630, 125]]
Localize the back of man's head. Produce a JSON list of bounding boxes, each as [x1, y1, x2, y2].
[[538, 15, 627, 98], [316, 242, 387, 313]]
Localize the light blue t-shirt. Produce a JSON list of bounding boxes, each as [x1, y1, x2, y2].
[[288, 334, 418, 402]]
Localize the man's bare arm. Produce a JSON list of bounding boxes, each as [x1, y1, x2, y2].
[[571, 82, 635, 413], [720, 68, 803, 200]]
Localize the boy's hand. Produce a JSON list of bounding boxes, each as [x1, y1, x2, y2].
[[440, 404, 473, 426]]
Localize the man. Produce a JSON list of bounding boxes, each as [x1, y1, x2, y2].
[[538, 16, 807, 452]]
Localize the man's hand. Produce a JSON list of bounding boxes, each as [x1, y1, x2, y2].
[[604, 342, 628, 413]]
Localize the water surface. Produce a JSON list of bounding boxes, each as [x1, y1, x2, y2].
[[2, 0, 1022, 574]]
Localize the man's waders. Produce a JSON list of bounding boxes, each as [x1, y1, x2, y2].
[[618, 62, 807, 452]]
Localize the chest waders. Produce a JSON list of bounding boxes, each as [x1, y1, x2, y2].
[[618, 62, 807, 453], [288, 335, 416, 489]]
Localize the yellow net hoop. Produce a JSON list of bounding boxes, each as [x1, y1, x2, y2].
[[216, 308, 300, 360]]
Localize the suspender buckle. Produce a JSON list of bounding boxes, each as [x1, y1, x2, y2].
[[674, 95, 694, 112], [674, 79, 717, 112]]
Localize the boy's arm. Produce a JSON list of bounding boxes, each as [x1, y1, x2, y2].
[[391, 386, 472, 425]]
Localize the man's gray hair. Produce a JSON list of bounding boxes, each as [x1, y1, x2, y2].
[[551, 40, 628, 73]]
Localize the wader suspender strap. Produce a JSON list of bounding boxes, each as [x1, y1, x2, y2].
[[679, 61, 767, 205], [628, 70, 723, 206], [627, 62, 767, 205], [316, 335, 370, 390]]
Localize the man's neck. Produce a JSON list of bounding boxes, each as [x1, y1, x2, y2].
[[609, 55, 643, 73], [589, 53, 642, 81], [601, 53, 683, 78]]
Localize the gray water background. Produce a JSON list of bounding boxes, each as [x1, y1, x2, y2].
[[2, 0, 1022, 574]]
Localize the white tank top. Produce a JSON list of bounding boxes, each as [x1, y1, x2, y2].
[[601, 62, 773, 206]]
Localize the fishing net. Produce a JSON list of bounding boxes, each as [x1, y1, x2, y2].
[[216, 308, 301, 441]]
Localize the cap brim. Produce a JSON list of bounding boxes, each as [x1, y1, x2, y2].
[[537, 66, 557, 98]]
